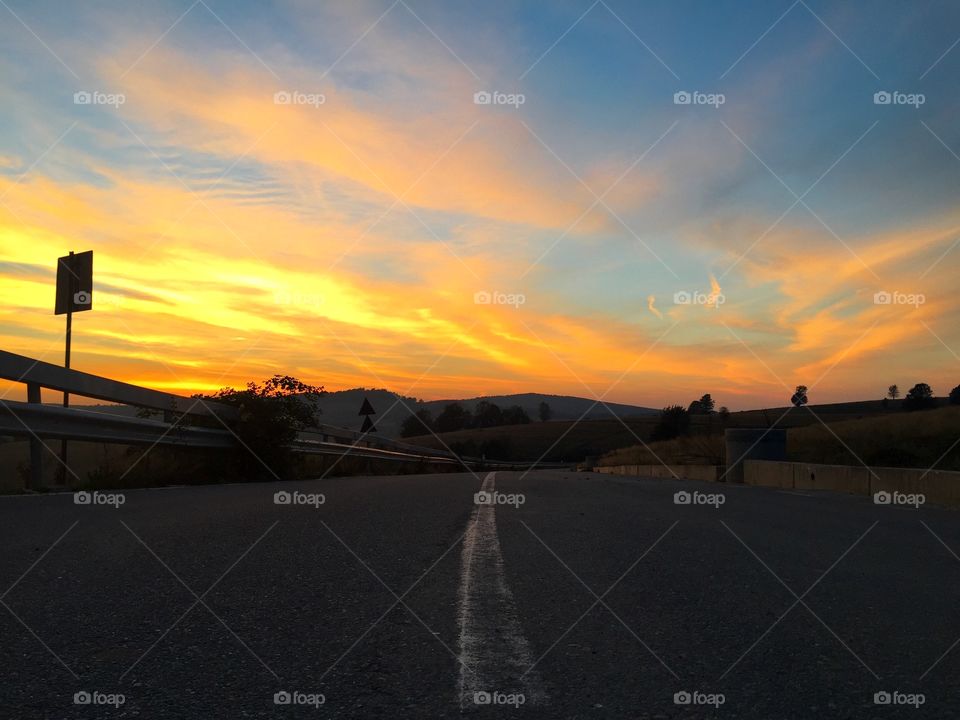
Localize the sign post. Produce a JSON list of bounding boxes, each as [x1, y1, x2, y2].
[[54, 250, 93, 485], [358, 396, 377, 434]]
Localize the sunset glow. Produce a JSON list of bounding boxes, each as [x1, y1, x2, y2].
[[3, 1, 960, 408]]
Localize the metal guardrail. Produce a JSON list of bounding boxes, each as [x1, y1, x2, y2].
[[0, 401, 236, 448], [0, 349, 500, 489]]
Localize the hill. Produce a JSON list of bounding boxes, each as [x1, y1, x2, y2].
[[421, 393, 655, 420], [61, 390, 655, 439], [319, 390, 655, 438]]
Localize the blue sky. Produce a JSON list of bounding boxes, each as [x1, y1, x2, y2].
[[2, 0, 960, 408]]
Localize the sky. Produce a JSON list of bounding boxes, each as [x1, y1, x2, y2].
[[1, 0, 960, 410]]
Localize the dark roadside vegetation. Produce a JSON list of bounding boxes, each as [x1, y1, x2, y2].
[[6, 381, 960, 492], [408, 384, 960, 472], [3, 376, 462, 492]]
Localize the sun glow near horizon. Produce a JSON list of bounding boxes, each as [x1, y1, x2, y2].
[[3, 1, 960, 410]]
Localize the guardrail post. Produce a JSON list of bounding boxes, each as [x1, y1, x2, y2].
[[26, 382, 43, 490]]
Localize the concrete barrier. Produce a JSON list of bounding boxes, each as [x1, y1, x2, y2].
[[594, 464, 721, 482], [744, 460, 960, 507], [725, 428, 787, 483]]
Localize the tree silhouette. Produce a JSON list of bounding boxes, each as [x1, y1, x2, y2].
[[791, 385, 808, 407], [502, 405, 531, 425], [688, 394, 714, 414], [198, 375, 324, 480], [436, 402, 471, 432], [903, 383, 935, 411], [651, 405, 690, 441], [400, 408, 435, 437], [538, 401, 552, 422], [887, 384, 900, 400], [950, 385, 960, 405], [472, 400, 503, 428]]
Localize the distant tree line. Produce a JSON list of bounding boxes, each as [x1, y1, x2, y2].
[[883, 382, 960, 411], [651, 393, 729, 441], [400, 400, 536, 437]]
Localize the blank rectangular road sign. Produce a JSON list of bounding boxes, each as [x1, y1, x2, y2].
[[55, 251, 93, 315]]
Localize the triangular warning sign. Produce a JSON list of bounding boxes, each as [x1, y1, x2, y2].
[[358, 397, 376, 416], [360, 415, 376, 433]]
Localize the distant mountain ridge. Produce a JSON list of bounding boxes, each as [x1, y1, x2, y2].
[[314, 389, 656, 438], [71, 389, 656, 439]]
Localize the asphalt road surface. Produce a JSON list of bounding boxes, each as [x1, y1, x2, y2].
[[1, 469, 959, 719]]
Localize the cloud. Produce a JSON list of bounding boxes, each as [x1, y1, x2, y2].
[[646, 294, 662, 319]]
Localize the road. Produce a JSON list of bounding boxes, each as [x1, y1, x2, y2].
[[1, 469, 959, 718]]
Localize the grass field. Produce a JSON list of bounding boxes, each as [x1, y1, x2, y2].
[[403, 418, 661, 462], [601, 405, 960, 472], [401, 399, 916, 463]]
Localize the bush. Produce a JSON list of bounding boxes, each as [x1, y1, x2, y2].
[[903, 382, 935, 411], [196, 375, 324, 481], [436, 403, 471, 432], [400, 408, 435, 437], [651, 405, 690, 441], [949, 385, 960, 405]]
